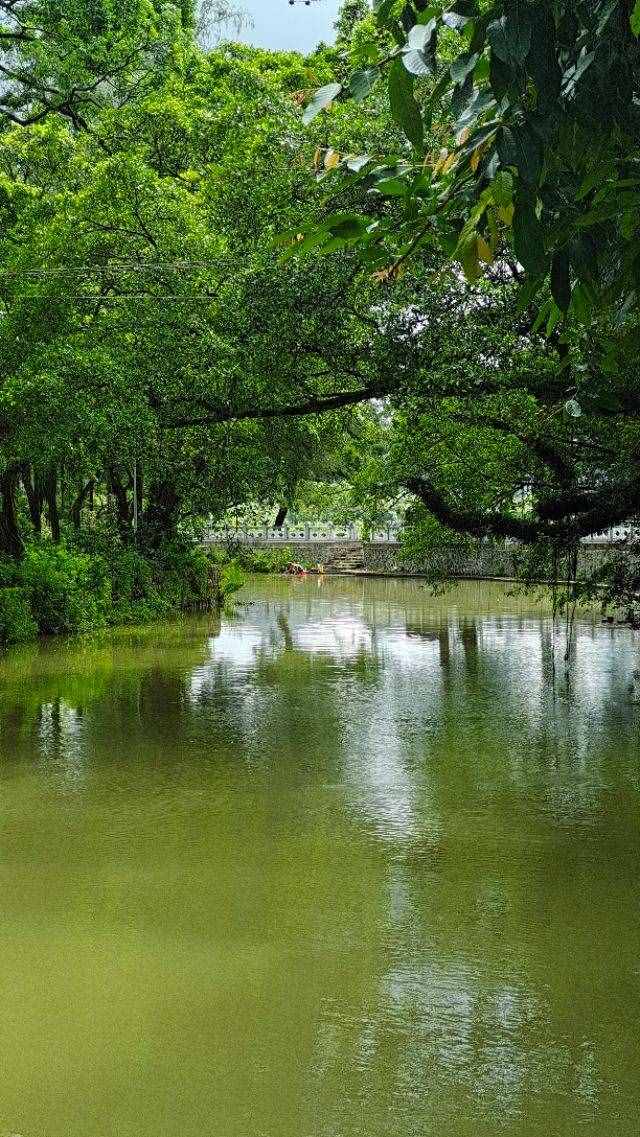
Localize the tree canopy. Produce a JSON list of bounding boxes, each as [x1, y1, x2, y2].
[[0, 0, 639, 630], [302, 0, 640, 332], [286, 0, 640, 597]]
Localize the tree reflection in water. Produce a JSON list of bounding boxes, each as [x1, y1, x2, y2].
[[0, 578, 638, 1137]]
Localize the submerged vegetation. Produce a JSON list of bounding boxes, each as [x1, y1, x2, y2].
[[0, 0, 639, 640]]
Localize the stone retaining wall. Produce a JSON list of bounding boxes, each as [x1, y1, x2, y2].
[[205, 538, 621, 580]]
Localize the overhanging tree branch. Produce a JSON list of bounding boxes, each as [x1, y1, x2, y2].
[[164, 385, 385, 429], [406, 475, 640, 544]]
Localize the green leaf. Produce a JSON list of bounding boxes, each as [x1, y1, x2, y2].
[[565, 398, 582, 418], [632, 0, 640, 34], [563, 50, 595, 92], [526, 5, 561, 104], [489, 52, 513, 99], [492, 169, 514, 206], [328, 219, 368, 239], [498, 124, 542, 185], [487, 6, 531, 67], [532, 297, 553, 333], [373, 177, 409, 196], [516, 275, 544, 314], [349, 69, 378, 102], [402, 48, 434, 77], [570, 280, 597, 321], [442, 12, 469, 29], [389, 58, 424, 150], [302, 83, 342, 125], [421, 69, 451, 130], [450, 52, 479, 85], [455, 89, 496, 130], [576, 163, 616, 201], [280, 229, 330, 262], [512, 199, 547, 276], [546, 301, 562, 335], [346, 154, 372, 173], [551, 250, 571, 311], [407, 21, 436, 50], [321, 212, 368, 236], [473, 55, 490, 83], [459, 236, 482, 282]]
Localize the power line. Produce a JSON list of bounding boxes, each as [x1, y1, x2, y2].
[[1, 295, 219, 304], [0, 261, 218, 278]]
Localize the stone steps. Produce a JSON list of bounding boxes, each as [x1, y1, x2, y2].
[[324, 548, 366, 573]]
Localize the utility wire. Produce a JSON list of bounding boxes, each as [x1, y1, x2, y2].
[[0, 261, 218, 278]]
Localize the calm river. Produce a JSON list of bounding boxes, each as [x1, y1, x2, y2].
[[0, 577, 639, 1137]]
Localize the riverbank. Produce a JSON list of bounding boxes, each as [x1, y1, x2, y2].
[[0, 538, 244, 647]]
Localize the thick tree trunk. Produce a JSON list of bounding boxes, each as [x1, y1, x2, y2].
[[0, 465, 25, 559], [273, 505, 288, 530], [44, 467, 60, 543], [143, 479, 180, 549], [70, 479, 95, 530], [135, 462, 144, 521], [107, 466, 133, 542], [21, 463, 43, 535]]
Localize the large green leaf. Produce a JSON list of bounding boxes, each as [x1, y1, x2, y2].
[[492, 169, 514, 206], [349, 69, 378, 103], [402, 49, 434, 77], [632, 0, 640, 35], [526, 5, 561, 104], [487, 5, 531, 68], [388, 59, 424, 150], [321, 212, 369, 238], [513, 199, 547, 276], [489, 52, 513, 99], [551, 249, 571, 311], [302, 83, 342, 126], [498, 124, 542, 185], [450, 52, 479, 85], [406, 21, 436, 51]]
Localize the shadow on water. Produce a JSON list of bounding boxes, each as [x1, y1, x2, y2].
[[0, 578, 638, 1137]]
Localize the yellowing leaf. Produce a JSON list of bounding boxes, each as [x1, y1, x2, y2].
[[477, 235, 494, 264], [457, 126, 471, 146], [324, 149, 340, 170], [441, 152, 458, 175], [498, 203, 515, 225], [459, 238, 482, 282], [470, 146, 483, 173], [313, 147, 323, 170]]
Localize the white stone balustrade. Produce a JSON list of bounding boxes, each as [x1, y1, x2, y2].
[[204, 526, 401, 544]]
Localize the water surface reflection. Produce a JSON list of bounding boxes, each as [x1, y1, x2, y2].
[[0, 578, 638, 1137]]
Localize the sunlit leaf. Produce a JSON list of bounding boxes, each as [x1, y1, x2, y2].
[[302, 83, 342, 125], [388, 59, 424, 150]]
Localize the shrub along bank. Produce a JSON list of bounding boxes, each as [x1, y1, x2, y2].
[[0, 537, 245, 646]]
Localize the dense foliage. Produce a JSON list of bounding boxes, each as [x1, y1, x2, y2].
[[303, 0, 640, 326], [0, 0, 639, 639], [0, 2, 387, 638], [291, 0, 640, 606]]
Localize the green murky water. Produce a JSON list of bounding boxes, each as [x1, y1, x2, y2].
[[0, 577, 639, 1137]]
